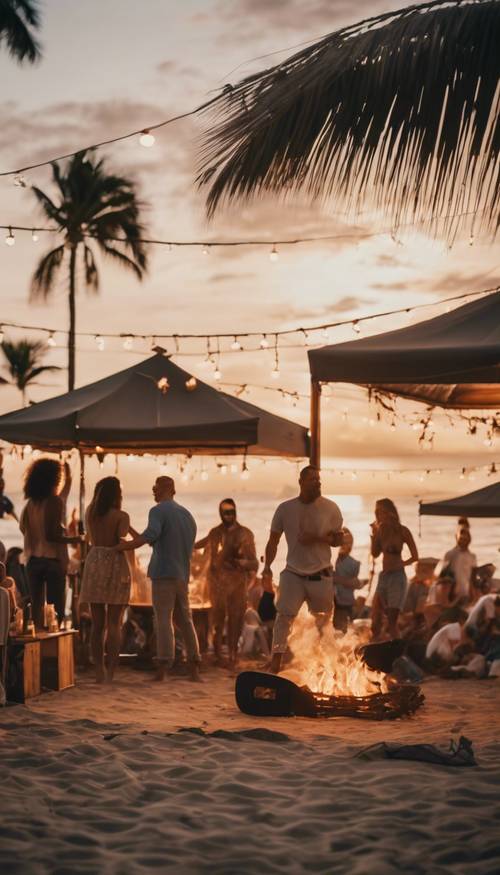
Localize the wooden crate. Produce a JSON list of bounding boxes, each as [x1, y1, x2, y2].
[[40, 631, 76, 691], [6, 639, 41, 703]]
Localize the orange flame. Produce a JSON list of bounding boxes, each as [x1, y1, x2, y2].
[[281, 606, 388, 696]]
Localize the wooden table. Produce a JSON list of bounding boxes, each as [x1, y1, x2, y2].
[[7, 630, 76, 703]]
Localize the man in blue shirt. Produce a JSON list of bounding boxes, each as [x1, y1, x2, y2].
[[117, 476, 201, 681]]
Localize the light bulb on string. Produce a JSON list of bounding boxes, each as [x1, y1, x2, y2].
[[122, 335, 134, 350], [241, 464, 250, 480], [95, 334, 105, 351], [47, 332, 56, 348], [352, 320, 361, 334], [202, 244, 210, 256], [5, 227, 15, 246], [31, 229, 39, 243], [271, 366, 280, 379], [260, 334, 269, 349], [231, 336, 242, 351], [139, 129, 155, 147], [214, 363, 222, 381], [13, 174, 26, 188], [230, 463, 238, 474], [200, 469, 209, 481], [321, 328, 330, 341], [269, 244, 279, 263], [220, 464, 227, 476]]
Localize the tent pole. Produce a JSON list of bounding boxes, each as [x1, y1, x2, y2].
[[78, 450, 86, 535], [310, 379, 322, 467]]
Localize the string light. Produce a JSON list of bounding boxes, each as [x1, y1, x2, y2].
[[157, 376, 169, 394], [122, 334, 134, 350], [185, 376, 197, 391], [260, 334, 269, 349], [352, 320, 361, 334], [139, 130, 155, 148], [241, 462, 250, 480], [5, 227, 15, 246], [202, 244, 210, 256], [200, 469, 209, 481], [31, 229, 39, 243], [47, 332, 56, 348], [269, 244, 279, 262], [95, 334, 105, 351], [13, 174, 26, 187], [231, 336, 242, 351]]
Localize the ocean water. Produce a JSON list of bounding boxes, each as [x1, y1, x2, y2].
[[2, 491, 498, 582]]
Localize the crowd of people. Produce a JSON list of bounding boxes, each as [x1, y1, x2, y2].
[[1, 458, 499, 693]]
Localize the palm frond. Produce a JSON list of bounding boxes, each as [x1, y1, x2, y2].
[[1, 337, 55, 393], [30, 244, 65, 300], [198, 0, 500, 239], [82, 244, 99, 292], [0, 0, 41, 64], [98, 242, 145, 279]]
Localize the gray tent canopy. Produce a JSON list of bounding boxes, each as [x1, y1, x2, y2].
[[308, 292, 500, 408], [0, 351, 309, 458], [306, 292, 500, 465], [420, 481, 500, 518]]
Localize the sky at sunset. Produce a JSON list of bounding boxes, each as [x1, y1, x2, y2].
[[0, 0, 498, 497]]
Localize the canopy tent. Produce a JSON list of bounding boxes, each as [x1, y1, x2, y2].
[[307, 292, 500, 464], [420, 481, 500, 519], [0, 351, 309, 457], [0, 351, 309, 521]]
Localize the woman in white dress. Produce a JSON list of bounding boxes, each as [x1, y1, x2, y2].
[[80, 477, 131, 683]]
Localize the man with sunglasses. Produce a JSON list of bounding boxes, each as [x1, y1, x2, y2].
[[198, 499, 258, 667]]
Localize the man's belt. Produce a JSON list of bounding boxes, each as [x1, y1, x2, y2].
[[287, 567, 331, 581]]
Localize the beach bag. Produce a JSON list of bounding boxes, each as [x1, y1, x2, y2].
[[257, 590, 277, 622]]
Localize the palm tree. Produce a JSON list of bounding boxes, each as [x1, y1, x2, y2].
[[198, 0, 500, 241], [0, 0, 41, 64], [1, 338, 61, 406], [31, 150, 148, 390]]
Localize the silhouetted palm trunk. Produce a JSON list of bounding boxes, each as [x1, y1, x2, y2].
[[68, 244, 77, 391]]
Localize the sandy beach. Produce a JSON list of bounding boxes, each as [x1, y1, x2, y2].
[[1, 667, 499, 875]]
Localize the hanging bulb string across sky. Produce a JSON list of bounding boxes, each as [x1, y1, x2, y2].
[[0, 284, 497, 350]]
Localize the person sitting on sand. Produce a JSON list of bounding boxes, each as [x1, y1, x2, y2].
[[370, 498, 418, 641], [116, 476, 201, 682], [470, 564, 495, 604], [425, 610, 472, 670], [239, 606, 270, 658], [80, 477, 132, 684], [262, 465, 343, 674], [400, 558, 437, 636], [332, 528, 362, 633], [196, 498, 258, 668], [465, 593, 500, 647]]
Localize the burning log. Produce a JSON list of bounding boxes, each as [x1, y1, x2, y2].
[[235, 671, 424, 720]]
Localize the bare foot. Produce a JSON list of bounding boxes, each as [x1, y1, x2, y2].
[[188, 662, 202, 683], [152, 665, 166, 682]]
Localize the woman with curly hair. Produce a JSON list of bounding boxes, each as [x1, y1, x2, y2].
[[20, 459, 80, 628], [80, 477, 132, 683], [370, 497, 418, 640]]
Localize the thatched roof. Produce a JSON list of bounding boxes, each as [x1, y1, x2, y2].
[[198, 0, 500, 240]]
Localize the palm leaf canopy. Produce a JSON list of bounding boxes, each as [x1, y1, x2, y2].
[[0, 0, 41, 64], [31, 150, 148, 298], [198, 0, 500, 239]]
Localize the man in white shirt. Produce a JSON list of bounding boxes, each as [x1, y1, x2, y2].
[[425, 614, 471, 667], [262, 465, 343, 673], [435, 528, 477, 603], [466, 594, 500, 640]]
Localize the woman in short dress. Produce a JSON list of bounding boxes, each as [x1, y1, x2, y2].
[[370, 498, 418, 640], [80, 477, 131, 683]]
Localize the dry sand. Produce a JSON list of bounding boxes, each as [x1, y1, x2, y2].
[[1, 666, 499, 875]]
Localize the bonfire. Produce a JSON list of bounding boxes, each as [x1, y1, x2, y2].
[[236, 606, 424, 720]]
